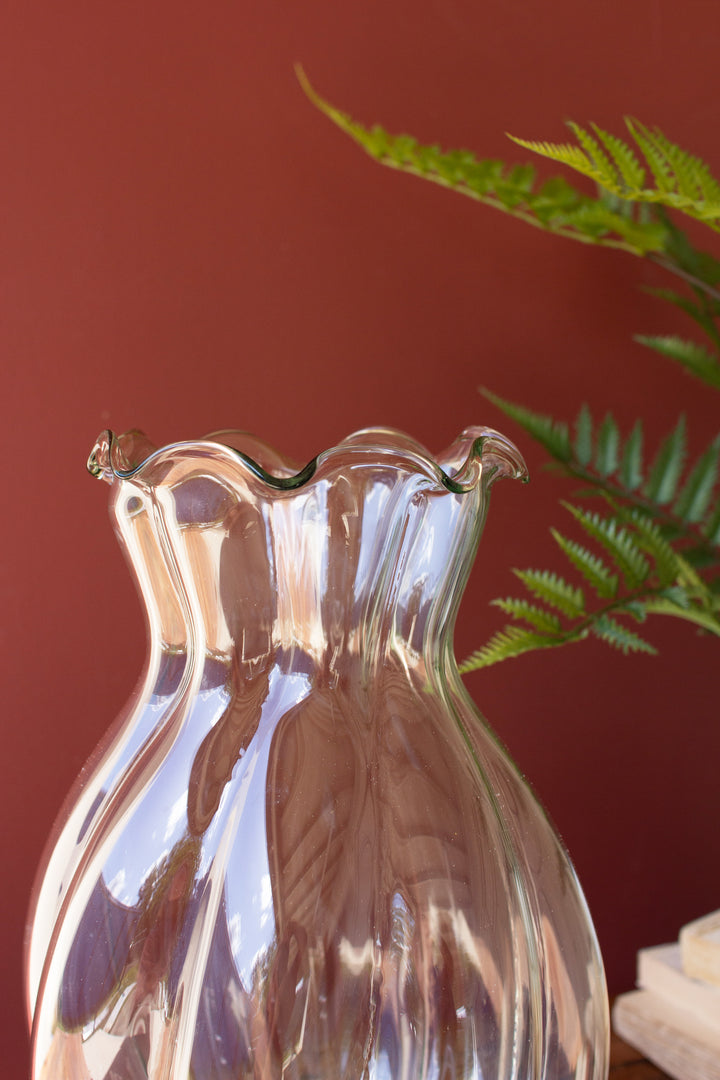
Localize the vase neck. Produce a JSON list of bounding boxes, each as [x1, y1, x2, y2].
[[96, 427, 526, 680]]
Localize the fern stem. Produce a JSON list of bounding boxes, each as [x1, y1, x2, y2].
[[642, 596, 720, 634], [557, 460, 720, 567], [648, 253, 720, 303], [373, 158, 645, 253], [562, 582, 718, 641]]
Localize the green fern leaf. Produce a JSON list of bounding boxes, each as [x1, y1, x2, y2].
[[550, 528, 618, 598], [301, 73, 672, 253], [508, 133, 601, 184], [566, 122, 619, 189], [589, 614, 657, 655], [590, 123, 646, 191], [574, 403, 593, 466], [680, 545, 719, 569], [491, 598, 563, 633], [644, 416, 687, 504], [624, 119, 681, 195], [634, 121, 701, 201], [635, 335, 720, 390], [512, 117, 720, 226], [660, 214, 720, 286], [513, 568, 586, 617], [480, 389, 572, 462], [657, 585, 692, 609], [511, 570, 587, 622], [673, 438, 720, 523], [643, 595, 720, 635], [619, 420, 644, 491], [623, 600, 648, 622], [642, 288, 720, 348], [625, 120, 720, 225], [508, 162, 537, 193], [563, 503, 651, 587], [556, 202, 667, 250], [460, 625, 565, 670], [528, 177, 579, 225], [642, 122, 720, 206], [595, 413, 620, 477], [620, 508, 686, 586]]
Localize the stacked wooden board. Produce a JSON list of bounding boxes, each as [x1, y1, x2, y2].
[[613, 911, 720, 1080]]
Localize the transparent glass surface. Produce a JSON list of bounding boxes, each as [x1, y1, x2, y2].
[[26, 426, 609, 1079]]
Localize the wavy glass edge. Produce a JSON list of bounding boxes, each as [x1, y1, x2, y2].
[[87, 425, 529, 494]]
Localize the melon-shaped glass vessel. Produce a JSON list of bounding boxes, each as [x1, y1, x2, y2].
[[26, 426, 609, 1080]]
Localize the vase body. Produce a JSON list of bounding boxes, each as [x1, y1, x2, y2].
[[26, 426, 609, 1080]]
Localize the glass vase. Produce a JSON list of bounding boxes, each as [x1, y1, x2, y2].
[[26, 426, 609, 1079]]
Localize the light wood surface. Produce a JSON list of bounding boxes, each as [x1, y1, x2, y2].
[[611, 1004, 672, 1079]]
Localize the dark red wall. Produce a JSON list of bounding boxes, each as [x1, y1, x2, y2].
[[4, 2, 719, 1073]]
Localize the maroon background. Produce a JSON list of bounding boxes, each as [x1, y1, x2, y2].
[[3, 2, 719, 1074]]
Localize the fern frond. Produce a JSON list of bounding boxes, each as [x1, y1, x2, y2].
[[480, 389, 572, 462], [491, 598, 563, 633], [550, 529, 618, 598], [512, 568, 586, 617], [562, 503, 651, 587], [300, 72, 671, 255], [460, 625, 568, 670], [635, 335, 720, 390], [589, 614, 658, 655], [643, 415, 687, 504], [512, 117, 720, 228]]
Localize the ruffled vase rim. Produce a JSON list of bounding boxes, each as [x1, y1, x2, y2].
[[87, 425, 528, 494]]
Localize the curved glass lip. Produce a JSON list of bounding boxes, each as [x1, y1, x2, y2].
[[88, 426, 528, 495]]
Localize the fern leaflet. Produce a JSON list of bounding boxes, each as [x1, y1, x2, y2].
[[643, 415, 687, 504], [617, 508, 689, 587], [673, 438, 720, 523], [573, 403, 593, 466], [550, 529, 618, 598], [595, 413, 620, 477], [635, 335, 720, 390], [480, 389, 572, 462], [590, 123, 646, 191], [460, 626, 569, 670], [589, 615, 657, 655], [562, 503, 651, 587], [491, 598, 563, 634], [703, 498, 720, 545], [619, 421, 644, 491], [512, 568, 586, 617]]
